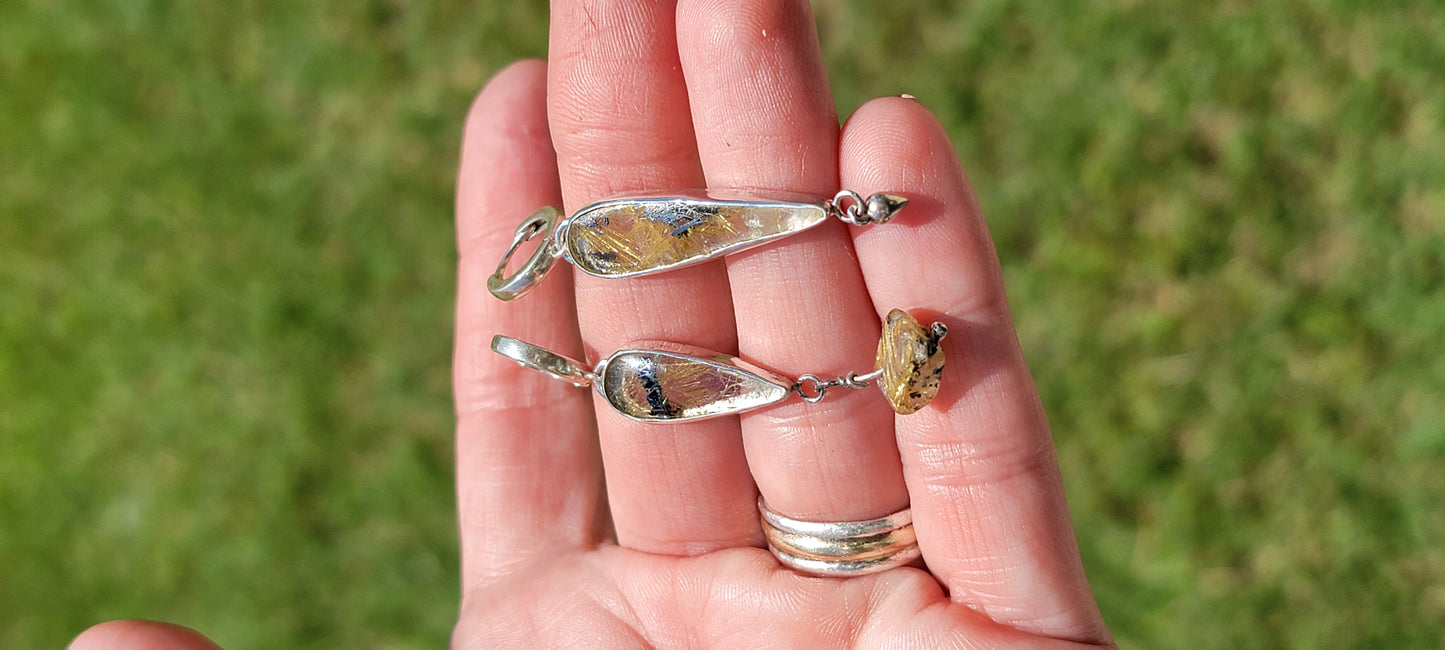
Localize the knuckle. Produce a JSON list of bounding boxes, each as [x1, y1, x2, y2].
[[907, 425, 1054, 490]]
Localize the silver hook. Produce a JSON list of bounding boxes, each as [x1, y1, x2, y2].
[[487, 206, 566, 301], [490, 335, 595, 388]]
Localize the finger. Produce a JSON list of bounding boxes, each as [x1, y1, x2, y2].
[[676, 0, 908, 527], [70, 620, 222, 650], [549, 0, 760, 554], [455, 60, 601, 594], [841, 97, 1111, 643]]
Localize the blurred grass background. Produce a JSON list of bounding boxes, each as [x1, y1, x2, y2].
[[2, 0, 1442, 647]]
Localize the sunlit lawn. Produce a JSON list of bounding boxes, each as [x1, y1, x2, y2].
[[2, 1, 1442, 647]]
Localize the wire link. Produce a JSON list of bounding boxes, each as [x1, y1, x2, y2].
[[792, 368, 882, 403], [828, 190, 869, 225]]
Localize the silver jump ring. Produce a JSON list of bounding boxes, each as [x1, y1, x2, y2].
[[794, 374, 828, 403], [830, 190, 867, 225]]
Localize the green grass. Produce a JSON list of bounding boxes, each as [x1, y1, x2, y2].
[[2, 0, 1442, 647]]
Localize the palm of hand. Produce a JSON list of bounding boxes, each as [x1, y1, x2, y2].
[[454, 546, 1100, 648]]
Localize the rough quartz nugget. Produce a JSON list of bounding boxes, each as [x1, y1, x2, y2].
[[565, 197, 828, 277], [875, 310, 946, 415], [600, 347, 792, 421]]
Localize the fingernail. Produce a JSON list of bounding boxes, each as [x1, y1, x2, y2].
[[899, 93, 917, 100]]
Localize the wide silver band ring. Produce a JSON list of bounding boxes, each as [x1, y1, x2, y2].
[[760, 497, 912, 539], [758, 497, 919, 577], [770, 544, 922, 577]]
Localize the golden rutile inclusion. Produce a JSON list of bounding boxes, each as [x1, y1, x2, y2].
[[875, 310, 946, 415], [600, 348, 791, 421], [566, 199, 827, 277]]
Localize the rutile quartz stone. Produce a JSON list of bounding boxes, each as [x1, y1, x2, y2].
[[599, 347, 792, 421], [875, 310, 947, 415], [566, 199, 827, 277]]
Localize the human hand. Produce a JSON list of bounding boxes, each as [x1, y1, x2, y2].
[[71, 1, 1112, 648], [448, 0, 1112, 647]]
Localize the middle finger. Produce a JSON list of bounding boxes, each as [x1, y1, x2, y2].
[[677, 0, 909, 524]]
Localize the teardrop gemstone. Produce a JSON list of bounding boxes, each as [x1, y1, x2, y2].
[[598, 345, 793, 422], [875, 310, 947, 415], [565, 196, 827, 277]]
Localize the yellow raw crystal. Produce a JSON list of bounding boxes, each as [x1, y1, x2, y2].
[[566, 199, 827, 277], [875, 310, 947, 415]]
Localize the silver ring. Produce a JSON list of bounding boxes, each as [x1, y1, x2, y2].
[[770, 544, 922, 577], [759, 497, 919, 577], [765, 520, 918, 561], [760, 496, 912, 539]]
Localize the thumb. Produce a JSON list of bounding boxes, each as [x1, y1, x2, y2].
[[70, 620, 222, 650]]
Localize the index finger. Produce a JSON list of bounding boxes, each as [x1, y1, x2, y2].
[[454, 61, 602, 595]]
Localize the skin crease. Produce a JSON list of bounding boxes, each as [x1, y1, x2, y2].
[[71, 1, 1114, 648]]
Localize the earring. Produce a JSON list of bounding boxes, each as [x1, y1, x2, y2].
[[487, 189, 909, 301], [492, 310, 947, 421]]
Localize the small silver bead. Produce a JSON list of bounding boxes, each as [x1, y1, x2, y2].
[[865, 193, 892, 224]]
